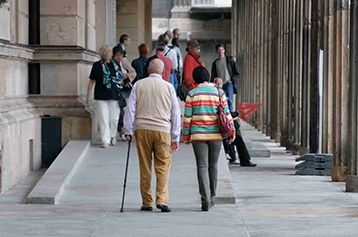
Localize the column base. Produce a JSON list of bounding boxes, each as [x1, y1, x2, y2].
[[346, 175, 358, 192]]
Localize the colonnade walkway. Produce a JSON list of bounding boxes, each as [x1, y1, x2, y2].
[[0, 123, 358, 236]]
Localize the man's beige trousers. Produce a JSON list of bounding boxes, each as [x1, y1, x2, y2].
[[134, 129, 172, 207]]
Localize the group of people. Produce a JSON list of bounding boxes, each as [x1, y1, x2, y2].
[[86, 28, 256, 213]]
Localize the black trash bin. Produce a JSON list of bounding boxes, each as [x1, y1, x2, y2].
[[41, 115, 62, 168]]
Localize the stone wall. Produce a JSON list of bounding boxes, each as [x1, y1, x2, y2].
[[0, 0, 117, 192], [0, 0, 41, 192]]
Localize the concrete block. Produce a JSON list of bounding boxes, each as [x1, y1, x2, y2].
[[0, 2, 10, 41], [216, 149, 236, 204], [295, 154, 333, 176], [0, 58, 30, 97], [18, 11, 29, 45], [116, 0, 138, 14], [40, 63, 78, 96], [87, 0, 96, 26], [26, 141, 89, 204], [295, 153, 333, 162], [86, 24, 96, 51], [40, 16, 82, 46], [248, 148, 271, 158], [295, 161, 332, 169], [295, 168, 331, 176], [40, 0, 81, 16], [243, 138, 271, 158]]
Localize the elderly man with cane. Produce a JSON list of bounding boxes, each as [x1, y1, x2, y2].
[[123, 58, 181, 212]]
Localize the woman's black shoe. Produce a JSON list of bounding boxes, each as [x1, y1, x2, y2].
[[156, 204, 171, 212], [201, 203, 209, 211]]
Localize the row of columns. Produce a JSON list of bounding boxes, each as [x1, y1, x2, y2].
[[233, 0, 358, 189], [235, 0, 307, 153], [347, 0, 358, 191]]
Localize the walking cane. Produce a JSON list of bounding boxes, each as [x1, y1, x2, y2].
[[120, 140, 131, 212]]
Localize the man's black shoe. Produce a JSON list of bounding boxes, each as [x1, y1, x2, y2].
[[140, 206, 153, 211], [241, 162, 257, 167], [156, 204, 171, 212]]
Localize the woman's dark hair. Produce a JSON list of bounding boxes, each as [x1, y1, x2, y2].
[[193, 66, 210, 84], [112, 45, 125, 56]]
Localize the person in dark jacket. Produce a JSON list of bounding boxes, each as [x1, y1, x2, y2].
[[132, 43, 149, 84], [214, 77, 256, 167], [117, 34, 131, 58], [229, 111, 257, 167], [211, 43, 240, 112]]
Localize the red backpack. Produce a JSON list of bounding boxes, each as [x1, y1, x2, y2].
[[217, 88, 233, 138]]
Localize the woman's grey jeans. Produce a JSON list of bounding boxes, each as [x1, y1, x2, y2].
[[192, 141, 222, 205]]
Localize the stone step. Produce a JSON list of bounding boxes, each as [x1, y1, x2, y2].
[[242, 137, 271, 158], [26, 141, 89, 204]]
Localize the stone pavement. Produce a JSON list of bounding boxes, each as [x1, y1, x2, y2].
[[1, 125, 358, 236], [230, 136, 358, 237], [0, 141, 248, 237]]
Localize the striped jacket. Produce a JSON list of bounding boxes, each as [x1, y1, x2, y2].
[[182, 83, 235, 142]]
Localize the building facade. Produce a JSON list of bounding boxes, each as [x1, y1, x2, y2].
[[0, 0, 151, 193], [152, 0, 232, 72]]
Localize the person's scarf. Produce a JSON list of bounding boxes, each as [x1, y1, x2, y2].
[[101, 59, 122, 90]]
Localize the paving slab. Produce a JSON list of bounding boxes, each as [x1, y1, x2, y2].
[[0, 140, 246, 237], [239, 120, 272, 158], [2, 122, 358, 236], [59, 141, 236, 207], [230, 151, 358, 237]]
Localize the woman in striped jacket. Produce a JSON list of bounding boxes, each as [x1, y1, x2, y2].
[[182, 66, 235, 211]]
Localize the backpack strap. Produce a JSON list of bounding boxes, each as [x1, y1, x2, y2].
[[165, 47, 172, 56]]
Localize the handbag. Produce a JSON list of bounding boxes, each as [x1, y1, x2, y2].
[[178, 83, 189, 101], [120, 80, 132, 92], [118, 91, 127, 107], [217, 88, 233, 138]]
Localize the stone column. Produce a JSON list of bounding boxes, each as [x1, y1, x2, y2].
[[309, 0, 320, 153], [270, 0, 280, 141], [117, 0, 147, 61], [95, 0, 117, 50], [300, 0, 311, 154], [280, 0, 289, 147], [286, 0, 294, 150], [145, 0, 152, 48], [320, 0, 349, 181], [346, 0, 358, 192], [265, 0, 272, 136], [292, 0, 304, 154]]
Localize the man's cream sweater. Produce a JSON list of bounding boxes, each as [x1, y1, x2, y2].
[[134, 76, 175, 133]]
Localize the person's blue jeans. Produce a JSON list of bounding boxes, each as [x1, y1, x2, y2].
[[222, 81, 234, 112], [170, 73, 178, 94]]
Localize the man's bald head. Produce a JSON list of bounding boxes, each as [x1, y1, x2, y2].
[[148, 58, 164, 75]]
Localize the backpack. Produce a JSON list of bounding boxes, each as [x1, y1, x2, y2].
[[178, 84, 189, 101]]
